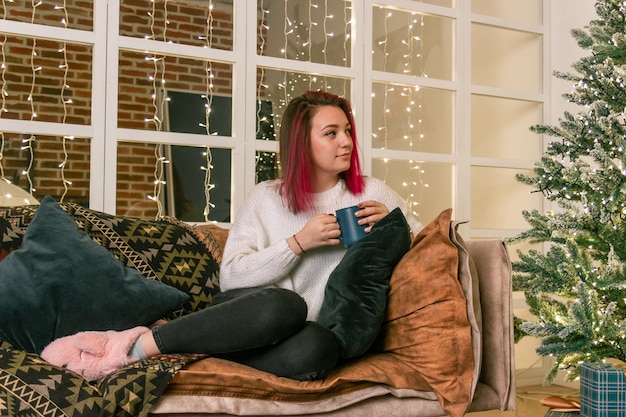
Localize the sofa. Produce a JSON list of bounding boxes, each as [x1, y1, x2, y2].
[[0, 196, 515, 417]]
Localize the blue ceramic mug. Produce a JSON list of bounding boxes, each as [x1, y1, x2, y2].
[[335, 205, 367, 248]]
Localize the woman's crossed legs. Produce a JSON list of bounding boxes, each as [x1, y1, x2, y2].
[[42, 288, 341, 381]]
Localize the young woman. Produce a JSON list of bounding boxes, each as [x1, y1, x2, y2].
[[41, 90, 422, 382]]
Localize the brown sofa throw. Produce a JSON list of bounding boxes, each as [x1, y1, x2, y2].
[[375, 208, 474, 417]]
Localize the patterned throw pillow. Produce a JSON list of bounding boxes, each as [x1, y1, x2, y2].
[[0, 204, 39, 261], [0, 340, 189, 417], [0, 201, 221, 317], [60, 202, 220, 317]]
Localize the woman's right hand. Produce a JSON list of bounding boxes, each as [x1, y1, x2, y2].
[[295, 214, 341, 251]]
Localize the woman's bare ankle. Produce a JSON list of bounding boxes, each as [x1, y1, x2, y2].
[[140, 331, 161, 358]]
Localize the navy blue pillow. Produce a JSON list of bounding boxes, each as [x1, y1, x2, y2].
[[318, 207, 411, 359], [0, 196, 189, 353]]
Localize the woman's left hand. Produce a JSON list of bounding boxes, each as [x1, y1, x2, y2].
[[356, 200, 389, 232]]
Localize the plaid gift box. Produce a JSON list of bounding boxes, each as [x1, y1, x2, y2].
[[545, 411, 580, 417], [580, 362, 626, 417]]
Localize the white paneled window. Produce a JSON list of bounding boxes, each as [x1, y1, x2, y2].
[[0, 0, 548, 240]]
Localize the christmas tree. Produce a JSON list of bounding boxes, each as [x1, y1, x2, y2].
[[511, 0, 626, 383]]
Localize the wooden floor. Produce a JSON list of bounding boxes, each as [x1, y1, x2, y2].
[[467, 384, 580, 417]]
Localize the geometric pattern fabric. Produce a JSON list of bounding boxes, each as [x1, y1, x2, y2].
[[0, 341, 194, 417], [0, 204, 39, 262], [0, 201, 222, 318]]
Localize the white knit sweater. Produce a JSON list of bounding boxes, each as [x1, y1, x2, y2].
[[219, 177, 423, 321]]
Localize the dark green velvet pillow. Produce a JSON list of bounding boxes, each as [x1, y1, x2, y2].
[[318, 207, 411, 359], [0, 196, 189, 354]]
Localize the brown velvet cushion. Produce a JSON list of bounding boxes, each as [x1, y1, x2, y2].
[[374, 208, 474, 417]]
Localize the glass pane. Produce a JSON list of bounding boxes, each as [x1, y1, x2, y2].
[[117, 50, 233, 132], [0, 36, 93, 125], [472, 0, 542, 25], [166, 145, 232, 223], [1, 2, 93, 30], [253, 99, 278, 183], [119, 0, 233, 50], [0, 133, 90, 205], [256, 151, 278, 183], [471, 167, 542, 229], [472, 24, 542, 93], [258, 0, 352, 67], [116, 142, 232, 222], [256, 67, 351, 141], [372, 82, 453, 153], [471, 95, 543, 160], [166, 91, 233, 136], [372, 158, 452, 226], [372, 6, 454, 80]]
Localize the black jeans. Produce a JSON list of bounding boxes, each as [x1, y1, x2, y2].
[[152, 287, 341, 381]]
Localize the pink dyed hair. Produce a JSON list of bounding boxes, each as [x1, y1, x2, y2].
[[279, 90, 364, 213]]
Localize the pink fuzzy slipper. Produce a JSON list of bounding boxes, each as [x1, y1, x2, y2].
[[41, 326, 149, 381]]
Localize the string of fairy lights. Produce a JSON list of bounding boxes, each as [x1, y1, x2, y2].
[[255, 0, 352, 181], [258, 1, 350, 136], [142, 0, 217, 221], [0, 1, 8, 187], [144, 0, 168, 218], [374, 6, 427, 218], [256, 0, 275, 182], [23, 0, 40, 197], [57, 1, 73, 201], [254, 2, 426, 220], [200, 1, 216, 222], [404, 11, 426, 218], [256, 0, 269, 180]]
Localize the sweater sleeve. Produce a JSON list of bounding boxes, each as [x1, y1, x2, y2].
[[219, 184, 301, 291]]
